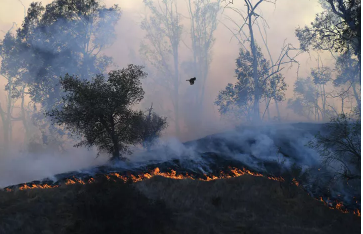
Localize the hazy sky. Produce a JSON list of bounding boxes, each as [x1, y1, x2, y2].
[[0, 0, 331, 141]]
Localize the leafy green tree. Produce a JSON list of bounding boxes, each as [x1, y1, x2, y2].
[[215, 47, 286, 122], [47, 65, 167, 161]]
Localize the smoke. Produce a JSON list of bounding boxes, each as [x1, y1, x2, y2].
[[0, 146, 108, 188], [0, 0, 359, 212]]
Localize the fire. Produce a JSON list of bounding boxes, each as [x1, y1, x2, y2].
[[292, 178, 299, 186], [3, 166, 360, 217], [354, 209, 361, 217], [230, 167, 263, 177], [19, 184, 59, 190], [65, 178, 85, 185]]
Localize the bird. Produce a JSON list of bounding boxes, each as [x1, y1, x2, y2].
[[186, 77, 196, 85]]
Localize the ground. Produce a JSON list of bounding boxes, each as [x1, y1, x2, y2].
[[0, 175, 360, 234]]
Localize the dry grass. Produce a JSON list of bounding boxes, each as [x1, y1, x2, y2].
[[0, 175, 360, 234], [0, 177, 173, 234], [136, 175, 361, 234]]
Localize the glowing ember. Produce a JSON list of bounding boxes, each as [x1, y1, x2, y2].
[[65, 178, 85, 185], [292, 178, 299, 186], [354, 209, 361, 217], [19, 184, 59, 190]]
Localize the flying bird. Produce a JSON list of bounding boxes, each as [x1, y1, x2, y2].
[[186, 77, 196, 85]]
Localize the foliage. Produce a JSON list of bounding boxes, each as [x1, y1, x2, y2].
[[288, 76, 329, 121], [141, 105, 168, 151], [46, 65, 167, 160], [215, 47, 286, 122], [16, 0, 121, 109], [0, 0, 121, 147], [296, 0, 361, 57], [308, 113, 361, 181]]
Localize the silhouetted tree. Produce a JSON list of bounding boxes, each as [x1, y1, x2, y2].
[[141, 103, 168, 151], [311, 66, 332, 121], [296, 0, 360, 58], [333, 51, 361, 112], [47, 65, 167, 161], [308, 112, 361, 182]]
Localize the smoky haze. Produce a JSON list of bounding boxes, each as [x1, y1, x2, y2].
[[0, 0, 359, 189]]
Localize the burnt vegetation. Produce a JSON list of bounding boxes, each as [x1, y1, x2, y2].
[[0, 0, 361, 233], [0, 176, 360, 234]]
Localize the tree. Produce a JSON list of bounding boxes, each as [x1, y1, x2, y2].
[[182, 0, 220, 127], [140, 0, 182, 137], [215, 47, 286, 122], [47, 65, 167, 161], [288, 77, 321, 121], [221, 0, 299, 123], [12, 0, 121, 144], [140, 103, 168, 151], [296, 0, 360, 58], [308, 112, 360, 182], [333, 51, 361, 111], [0, 30, 33, 151], [311, 66, 332, 121]]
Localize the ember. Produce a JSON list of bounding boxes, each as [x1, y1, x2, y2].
[[292, 178, 299, 186], [3, 166, 360, 217]]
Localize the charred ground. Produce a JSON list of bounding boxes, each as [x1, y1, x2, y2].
[[0, 175, 360, 234]]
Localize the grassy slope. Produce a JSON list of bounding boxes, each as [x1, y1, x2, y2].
[[0, 176, 360, 234]]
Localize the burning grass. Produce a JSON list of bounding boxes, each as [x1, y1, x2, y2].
[[0, 174, 360, 234], [4, 166, 359, 217], [0, 177, 173, 234], [136, 175, 361, 234]]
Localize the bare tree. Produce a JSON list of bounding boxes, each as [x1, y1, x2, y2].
[[140, 0, 182, 137], [220, 0, 300, 122], [182, 0, 221, 127]]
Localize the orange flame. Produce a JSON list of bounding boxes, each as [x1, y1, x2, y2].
[[19, 184, 59, 190], [5, 166, 360, 217], [292, 178, 299, 186]]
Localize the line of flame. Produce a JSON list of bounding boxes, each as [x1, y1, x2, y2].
[[4, 166, 359, 217]]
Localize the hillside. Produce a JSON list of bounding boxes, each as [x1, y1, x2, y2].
[[0, 175, 360, 234]]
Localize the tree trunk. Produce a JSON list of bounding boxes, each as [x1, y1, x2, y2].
[[111, 143, 120, 161], [275, 100, 281, 121], [173, 44, 180, 138], [352, 81, 361, 111], [248, 14, 260, 123], [20, 86, 30, 144]]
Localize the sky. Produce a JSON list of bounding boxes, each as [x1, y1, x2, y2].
[[0, 0, 332, 142]]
